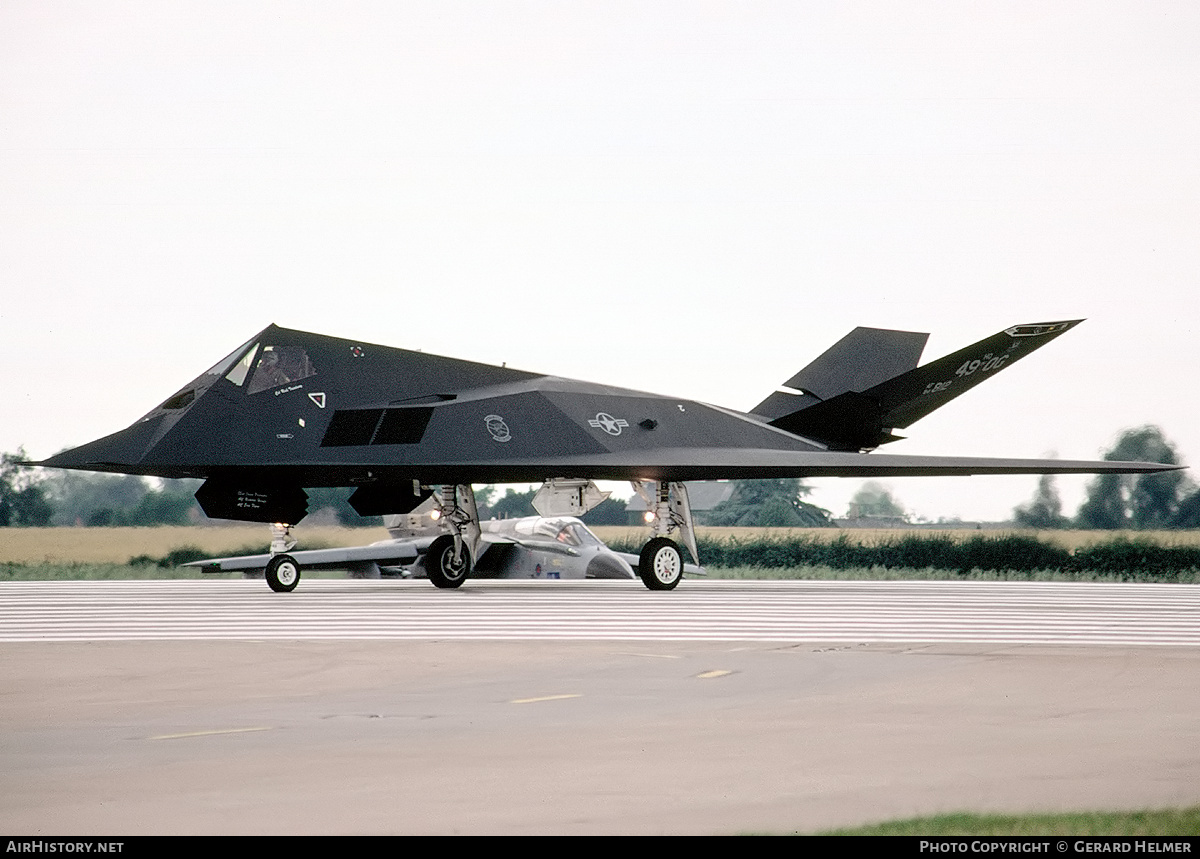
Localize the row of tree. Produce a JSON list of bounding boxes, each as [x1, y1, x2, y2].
[[1013, 426, 1200, 529], [0, 458, 831, 529], [0, 456, 615, 528], [2, 425, 1196, 529], [0, 450, 202, 527], [0, 450, 54, 526]]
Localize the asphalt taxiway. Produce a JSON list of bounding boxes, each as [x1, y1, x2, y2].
[[2, 580, 1197, 835]]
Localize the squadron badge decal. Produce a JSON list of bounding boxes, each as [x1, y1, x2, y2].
[[485, 414, 511, 442]]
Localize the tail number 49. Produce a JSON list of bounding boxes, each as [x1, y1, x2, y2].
[[955, 354, 1008, 378]]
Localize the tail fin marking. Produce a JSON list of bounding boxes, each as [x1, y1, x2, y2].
[[767, 320, 1084, 451]]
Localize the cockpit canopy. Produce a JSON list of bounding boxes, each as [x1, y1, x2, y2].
[[498, 516, 605, 548], [148, 338, 318, 418], [238, 344, 317, 394]]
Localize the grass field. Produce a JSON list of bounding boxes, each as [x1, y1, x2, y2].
[[812, 805, 1200, 836], [3, 526, 1200, 574], [593, 526, 1200, 551], [0, 524, 389, 565]]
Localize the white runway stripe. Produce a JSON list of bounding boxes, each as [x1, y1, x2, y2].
[[0, 579, 1197, 645]]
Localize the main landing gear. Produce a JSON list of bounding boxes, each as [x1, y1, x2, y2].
[[425, 484, 481, 589], [631, 481, 699, 591]]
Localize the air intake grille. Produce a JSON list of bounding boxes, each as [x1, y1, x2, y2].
[[321, 407, 433, 447]]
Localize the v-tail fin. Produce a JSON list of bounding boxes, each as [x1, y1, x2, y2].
[[751, 326, 929, 421], [764, 320, 1083, 451]]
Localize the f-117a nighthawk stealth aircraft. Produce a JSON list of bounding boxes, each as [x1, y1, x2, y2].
[[38, 319, 1177, 592]]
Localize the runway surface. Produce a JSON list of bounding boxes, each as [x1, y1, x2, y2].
[[3, 579, 1198, 835], [0, 578, 1197, 645]]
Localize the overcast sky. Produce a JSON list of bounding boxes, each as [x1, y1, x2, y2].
[[2, 1, 1198, 522]]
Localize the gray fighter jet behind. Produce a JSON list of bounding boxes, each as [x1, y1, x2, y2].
[[37, 319, 1178, 592], [187, 507, 698, 586]]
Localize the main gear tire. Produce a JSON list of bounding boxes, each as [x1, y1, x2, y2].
[[638, 537, 683, 591], [427, 535, 471, 589]]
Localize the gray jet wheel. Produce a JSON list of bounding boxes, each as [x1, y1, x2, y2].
[[265, 554, 301, 593]]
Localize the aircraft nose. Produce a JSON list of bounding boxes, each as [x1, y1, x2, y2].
[[39, 416, 166, 472]]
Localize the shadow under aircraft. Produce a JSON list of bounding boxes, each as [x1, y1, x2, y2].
[[37, 319, 1178, 592]]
